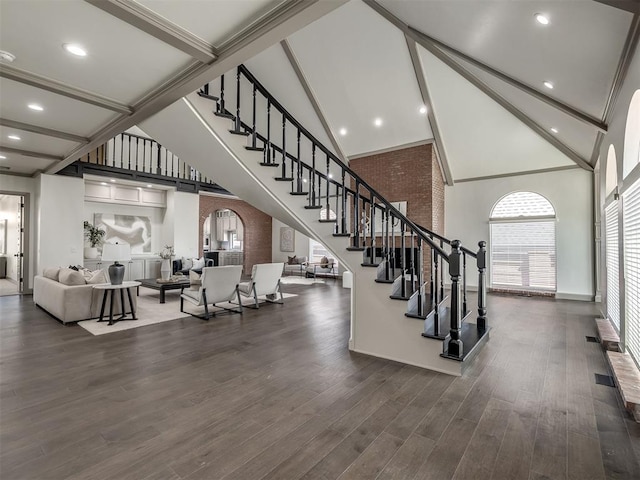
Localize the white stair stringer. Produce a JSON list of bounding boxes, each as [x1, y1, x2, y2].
[[139, 93, 462, 376]]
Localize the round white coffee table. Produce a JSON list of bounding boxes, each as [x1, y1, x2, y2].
[[93, 281, 141, 325]]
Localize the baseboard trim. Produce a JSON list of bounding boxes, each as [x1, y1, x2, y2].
[[349, 347, 461, 377], [555, 292, 595, 302]]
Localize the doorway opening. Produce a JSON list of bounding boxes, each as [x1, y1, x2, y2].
[[0, 194, 26, 296]]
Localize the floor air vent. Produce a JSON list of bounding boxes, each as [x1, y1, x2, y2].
[[594, 373, 615, 387], [586, 335, 600, 343]]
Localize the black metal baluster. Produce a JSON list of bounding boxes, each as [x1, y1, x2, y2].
[[250, 84, 257, 148], [340, 170, 347, 234], [409, 231, 416, 294], [400, 221, 406, 298], [439, 239, 445, 299], [325, 154, 331, 214], [280, 115, 287, 178], [128, 136, 132, 170], [265, 99, 272, 164], [433, 248, 440, 336], [170, 152, 174, 177], [310, 144, 316, 207], [417, 237, 424, 316], [391, 213, 396, 279], [156, 143, 161, 175], [462, 251, 467, 314], [296, 130, 303, 192], [353, 180, 361, 248], [234, 68, 242, 132], [135, 137, 139, 171], [369, 195, 376, 264], [120, 134, 124, 169], [477, 241, 487, 331], [218, 74, 226, 114]]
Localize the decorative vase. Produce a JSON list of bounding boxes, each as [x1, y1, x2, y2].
[[160, 258, 171, 281], [84, 247, 98, 259]]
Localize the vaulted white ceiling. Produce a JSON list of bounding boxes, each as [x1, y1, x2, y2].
[[0, 0, 637, 183]]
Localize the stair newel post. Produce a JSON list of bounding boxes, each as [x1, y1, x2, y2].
[[250, 84, 257, 148], [477, 240, 487, 331], [218, 74, 226, 114], [400, 220, 406, 298], [462, 250, 468, 315], [265, 98, 272, 164], [234, 67, 243, 133], [340, 169, 347, 235], [433, 246, 440, 336], [353, 180, 361, 248], [446, 240, 464, 359], [310, 144, 316, 207]]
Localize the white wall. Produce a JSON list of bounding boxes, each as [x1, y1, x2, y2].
[[172, 191, 199, 258], [446, 168, 594, 299], [272, 218, 311, 262], [38, 174, 85, 272], [0, 174, 37, 289]]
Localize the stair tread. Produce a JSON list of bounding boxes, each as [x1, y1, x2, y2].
[[259, 162, 280, 167], [214, 112, 235, 119], [245, 146, 264, 151], [333, 233, 350, 237], [319, 219, 337, 223], [229, 129, 250, 136], [441, 323, 490, 363], [346, 247, 365, 251], [375, 279, 395, 284], [361, 263, 379, 267], [290, 191, 308, 196], [197, 91, 219, 102], [274, 177, 294, 181], [304, 205, 323, 210]]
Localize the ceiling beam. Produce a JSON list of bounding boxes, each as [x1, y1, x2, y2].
[[602, 12, 640, 123], [46, 0, 348, 175], [84, 0, 218, 64], [280, 39, 349, 163], [407, 27, 608, 133], [593, 0, 640, 14], [0, 119, 89, 144], [405, 36, 454, 186], [364, 0, 593, 172], [0, 65, 132, 114], [0, 145, 63, 161]]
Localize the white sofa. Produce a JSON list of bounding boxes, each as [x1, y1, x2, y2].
[[34, 268, 136, 324]]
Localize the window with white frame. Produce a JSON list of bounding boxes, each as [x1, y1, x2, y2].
[[605, 201, 620, 329], [490, 192, 557, 292], [624, 178, 640, 362]]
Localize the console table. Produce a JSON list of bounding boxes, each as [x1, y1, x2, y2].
[[93, 281, 140, 325]]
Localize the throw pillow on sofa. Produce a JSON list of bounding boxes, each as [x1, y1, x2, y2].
[[287, 255, 297, 265], [43, 267, 61, 281], [181, 257, 193, 270], [86, 270, 108, 284], [192, 257, 205, 270], [58, 268, 86, 286]]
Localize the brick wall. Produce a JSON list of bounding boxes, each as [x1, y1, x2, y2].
[[199, 195, 272, 273], [350, 143, 444, 235]]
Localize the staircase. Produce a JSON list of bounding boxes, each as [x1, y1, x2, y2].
[[139, 65, 489, 376]]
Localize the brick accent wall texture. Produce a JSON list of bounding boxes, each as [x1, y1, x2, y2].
[[350, 143, 445, 235], [199, 195, 272, 273]]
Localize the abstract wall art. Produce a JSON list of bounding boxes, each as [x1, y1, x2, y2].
[[94, 213, 152, 254]]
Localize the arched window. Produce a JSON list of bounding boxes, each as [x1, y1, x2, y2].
[[623, 89, 640, 179], [490, 192, 556, 292], [605, 144, 618, 197]]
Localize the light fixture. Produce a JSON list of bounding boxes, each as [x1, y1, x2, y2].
[[28, 103, 44, 111], [101, 243, 131, 285], [543, 81, 554, 90], [0, 155, 6, 160], [535, 13, 549, 25], [419, 105, 427, 115], [0, 50, 16, 63], [110, 179, 116, 183], [63, 43, 87, 57], [100, 182, 107, 186], [303, 178, 308, 183], [374, 118, 383, 127], [339, 128, 347, 136], [550, 127, 558, 133], [146, 184, 152, 188], [8, 135, 21, 141]]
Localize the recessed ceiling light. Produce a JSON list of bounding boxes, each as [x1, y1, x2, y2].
[[146, 184, 153, 188], [339, 128, 347, 136], [550, 127, 558, 133], [110, 179, 116, 183], [535, 13, 549, 25], [0, 155, 6, 159], [100, 182, 108, 186], [63, 43, 87, 57], [8, 134, 21, 141], [302, 178, 308, 183], [328, 173, 333, 179], [0, 50, 16, 63], [374, 118, 383, 127], [543, 81, 554, 89], [419, 106, 427, 115], [28, 103, 44, 111]]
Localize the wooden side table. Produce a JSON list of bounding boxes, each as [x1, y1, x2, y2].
[[93, 281, 141, 325]]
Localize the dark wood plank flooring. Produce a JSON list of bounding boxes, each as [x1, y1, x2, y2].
[[1, 284, 639, 479]]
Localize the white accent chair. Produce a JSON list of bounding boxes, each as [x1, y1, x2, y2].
[[180, 265, 243, 320], [237, 262, 285, 308]]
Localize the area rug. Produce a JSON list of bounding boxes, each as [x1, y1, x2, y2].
[[279, 276, 326, 285], [78, 288, 297, 336]]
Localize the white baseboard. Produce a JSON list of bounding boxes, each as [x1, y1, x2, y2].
[[555, 292, 595, 302]]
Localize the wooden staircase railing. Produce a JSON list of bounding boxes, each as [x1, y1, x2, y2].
[[199, 64, 489, 361]]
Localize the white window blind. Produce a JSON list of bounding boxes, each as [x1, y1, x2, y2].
[[605, 202, 620, 329], [623, 179, 640, 361], [490, 221, 556, 291]]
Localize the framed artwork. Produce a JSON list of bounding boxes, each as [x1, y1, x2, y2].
[[0, 219, 6, 254], [280, 226, 295, 252], [95, 213, 152, 254]]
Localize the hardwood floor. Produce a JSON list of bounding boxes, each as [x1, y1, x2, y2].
[[1, 283, 639, 479]]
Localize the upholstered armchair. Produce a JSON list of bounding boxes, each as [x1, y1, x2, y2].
[[180, 265, 243, 320], [237, 262, 285, 308]]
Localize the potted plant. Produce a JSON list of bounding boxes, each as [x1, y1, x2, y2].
[[83, 220, 105, 259]]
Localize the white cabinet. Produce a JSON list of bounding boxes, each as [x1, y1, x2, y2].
[[126, 259, 145, 281], [144, 259, 162, 279], [84, 257, 157, 281], [83, 259, 103, 271], [219, 251, 243, 267]]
